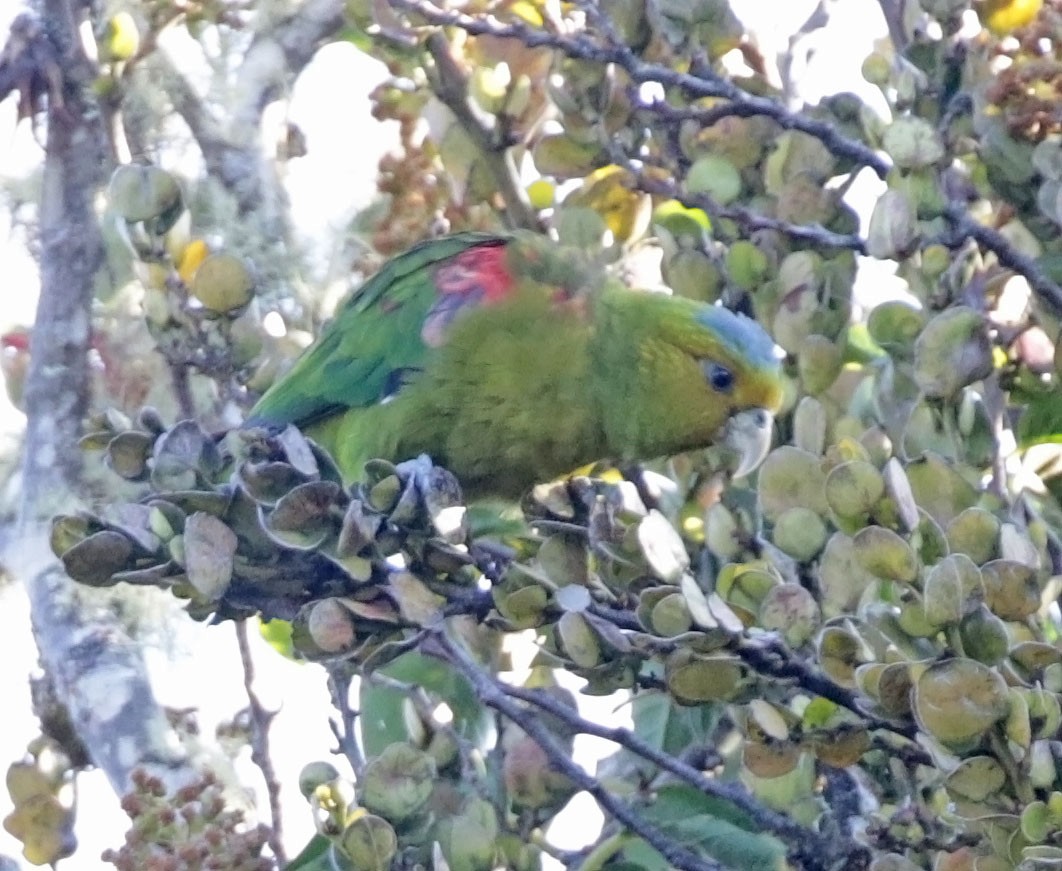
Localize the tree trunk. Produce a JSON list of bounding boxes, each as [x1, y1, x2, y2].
[[7, 1, 195, 795]]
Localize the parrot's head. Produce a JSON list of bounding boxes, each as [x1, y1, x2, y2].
[[602, 294, 784, 476], [690, 304, 784, 477]]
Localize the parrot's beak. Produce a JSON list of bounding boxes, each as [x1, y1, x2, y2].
[[718, 408, 774, 478]]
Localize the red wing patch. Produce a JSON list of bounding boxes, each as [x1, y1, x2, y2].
[[421, 244, 515, 347]]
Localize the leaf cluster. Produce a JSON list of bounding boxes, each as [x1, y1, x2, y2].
[[36, 0, 1062, 870]]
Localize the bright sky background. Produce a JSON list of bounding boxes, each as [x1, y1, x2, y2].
[[0, 2, 893, 867]]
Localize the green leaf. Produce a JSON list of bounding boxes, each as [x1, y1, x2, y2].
[[359, 652, 493, 758], [637, 784, 786, 871], [652, 199, 711, 241], [258, 618, 296, 659], [842, 324, 886, 363], [282, 834, 334, 871], [633, 692, 719, 756], [611, 838, 670, 871], [1016, 386, 1062, 448], [337, 25, 376, 54]]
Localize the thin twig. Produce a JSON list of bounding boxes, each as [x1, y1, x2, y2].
[[729, 634, 925, 748], [390, 0, 890, 178], [234, 620, 287, 866], [987, 724, 1034, 805], [946, 204, 1062, 314], [423, 33, 540, 231], [325, 663, 366, 775], [607, 143, 868, 252], [497, 683, 863, 869], [587, 600, 923, 750], [170, 364, 196, 419], [433, 627, 726, 871], [869, 734, 937, 769]]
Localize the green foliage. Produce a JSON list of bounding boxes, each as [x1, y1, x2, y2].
[[29, 0, 1062, 869], [639, 785, 786, 871], [358, 653, 492, 759]]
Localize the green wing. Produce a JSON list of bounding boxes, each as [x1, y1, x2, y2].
[[248, 232, 510, 427]]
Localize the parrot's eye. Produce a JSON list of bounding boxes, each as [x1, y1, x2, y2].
[[703, 361, 735, 394]]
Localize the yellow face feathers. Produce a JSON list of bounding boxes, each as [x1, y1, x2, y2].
[[594, 291, 785, 471], [654, 298, 785, 412]]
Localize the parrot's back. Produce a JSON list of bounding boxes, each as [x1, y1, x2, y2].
[[248, 232, 513, 429]]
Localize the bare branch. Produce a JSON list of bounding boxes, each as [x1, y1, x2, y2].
[[424, 33, 540, 231], [148, 0, 344, 221], [235, 620, 286, 866], [434, 627, 727, 871], [231, 0, 345, 137], [874, 0, 911, 53], [389, 0, 891, 179], [946, 204, 1062, 314], [326, 663, 366, 775]]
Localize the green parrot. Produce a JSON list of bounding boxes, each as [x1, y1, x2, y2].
[[248, 232, 784, 497]]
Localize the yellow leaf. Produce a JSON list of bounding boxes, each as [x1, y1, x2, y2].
[[3, 794, 74, 866], [103, 12, 140, 62], [177, 238, 210, 285], [978, 0, 1043, 34], [565, 165, 651, 241], [509, 0, 544, 26]]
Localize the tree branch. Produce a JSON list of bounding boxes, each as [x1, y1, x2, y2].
[[607, 144, 868, 252], [587, 602, 925, 751], [389, 0, 891, 179], [228, 0, 345, 155], [326, 663, 366, 775], [946, 204, 1062, 314], [423, 33, 540, 231], [148, 0, 344, 223], [728, 635, 926, 751], [498, 682, 865, 870], [9, 1, 194, 795], [234, 620, 286, 866], [874, 0, 910, 53], [392, 0, 1062, 316], [433, 627, 726, 871]]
